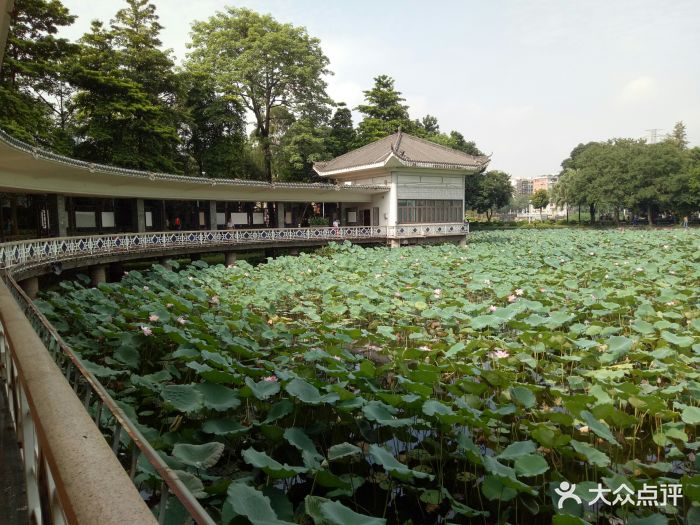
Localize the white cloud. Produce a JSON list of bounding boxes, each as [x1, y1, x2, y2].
[[616, 76, 656, 105]]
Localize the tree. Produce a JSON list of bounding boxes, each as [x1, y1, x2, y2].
[[531, 189, 549, 218], [179, 70, 254, 179], [628, 141, 684, 225], [426, 130, 484, 156], [421, 114, 439, 134], [560, 142, 605, 223], [187, 8, 331, 182], [70, 1, 180, 171], [0, 0, 77, 150], [666, 121, 688, 150], [464, 170, 513, 221], [326, 103, 355, 158], [274, 117, 329, 182], [354, 75, 415, 146]]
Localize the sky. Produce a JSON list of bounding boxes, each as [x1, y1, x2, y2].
[[56, 0, 700, 179]]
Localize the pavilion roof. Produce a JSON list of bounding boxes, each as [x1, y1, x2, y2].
[[314, 132, 490, 176]]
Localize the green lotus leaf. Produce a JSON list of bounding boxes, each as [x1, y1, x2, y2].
[[497, 440, 537, 460], [283, 427, 323, 469], [285, 378, 322, 404], [225, 483, 295, 525], [368, 444, 434, 481], [580, 410, 620, 446], [305, 495, 386, 525], [161, 384, 204, 413], [172, 442, 224, 469], [242, 447, 308, 478], [327, 442, 363, 461], [245, 376, 281, 400], [195, 382, 240, 411], [681, 406, 700, 425], [514, 454, 549, 477]]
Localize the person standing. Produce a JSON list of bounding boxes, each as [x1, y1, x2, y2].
[[683, 215, 689, 228]]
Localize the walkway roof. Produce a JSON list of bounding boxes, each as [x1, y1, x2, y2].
[[0, 130, 388, 203]]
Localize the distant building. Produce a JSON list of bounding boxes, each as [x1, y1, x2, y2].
[[514, 178, 533, 195], [531, 174, 558, 193]]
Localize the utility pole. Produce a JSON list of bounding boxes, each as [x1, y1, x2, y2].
[[644, 128, 663, 144]]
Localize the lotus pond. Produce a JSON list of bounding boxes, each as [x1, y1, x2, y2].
[[38, 229, 700, 525]]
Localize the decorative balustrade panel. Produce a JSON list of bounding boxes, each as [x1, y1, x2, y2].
[[0, 224, 468, 271]]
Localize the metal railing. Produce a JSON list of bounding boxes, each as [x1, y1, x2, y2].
[[387, 223, 469, 238], [0, 223, 468, 524], [1, 273, 214, 524], [0, 224, 468, 271]]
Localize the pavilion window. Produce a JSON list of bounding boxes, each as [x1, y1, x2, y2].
[[398, 199, 463, 224]]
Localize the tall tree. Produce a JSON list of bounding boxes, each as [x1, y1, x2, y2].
[[187, 8, 331, 182], [179, 70, 254, 179], [354, 75, 415, 146], [666, 121, 688, 150], [70, 1, 180, 171], [0, 0, 77, 150], [326, 103, 355, 158], [464, 170, 513, 221]]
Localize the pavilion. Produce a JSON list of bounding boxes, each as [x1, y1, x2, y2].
[[315, 131, 489, 227]]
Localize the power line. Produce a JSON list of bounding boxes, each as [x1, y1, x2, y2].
[[644, 128, 663, 144]]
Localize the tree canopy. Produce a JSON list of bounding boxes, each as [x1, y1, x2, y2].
[[464, 170, 513, 221], [554, 124, 699, 224], [187, 7, 331, 182]]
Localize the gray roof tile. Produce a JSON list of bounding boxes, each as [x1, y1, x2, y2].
[[314, 132, 490, 174]]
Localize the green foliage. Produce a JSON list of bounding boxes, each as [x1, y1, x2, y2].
[[178, 70, 257, 179], [40, 230, 700, 523], [0, 0, 77, 150], [354, 74, 412, 145], [70, 1, 180, 171], [556, 134, 700, 224], [187, 7, 331, 181], [353, 75, 483, 156], [326, 103, 355, 158], [531, 189, 549, 211], [465, 170, 513, 220]]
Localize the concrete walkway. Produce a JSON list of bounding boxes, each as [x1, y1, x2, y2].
[[0, 386, 28, 525]]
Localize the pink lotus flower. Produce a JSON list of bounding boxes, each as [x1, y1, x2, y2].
[[227, 264, 235, 269], [148, 314, 159, 322], [176, 316, 186, 325], [434, 288, 442, 297], [489, 349, 509, 360], [508, 294, 517, 302], [262, 375, 278, 382], [210, 295, 220, 305], [539, 288, 546, 292], [394, 291, 402, 298], [188, 276, 194, 281], [332, 355, 342, 361], [419, 345, 431, 352], [515, 288, 524, 296], [140, 326, 153, 336], [165, 303, 174, 308], [666, 301, 677, 306], [488, 305, 497, 312], [143, 286, 149, 291]]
